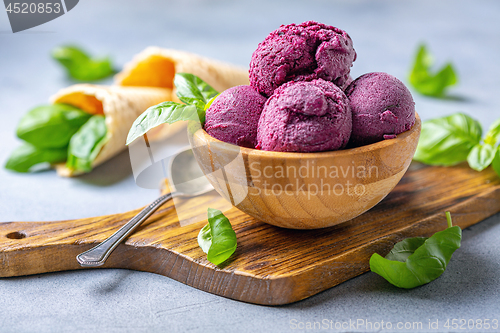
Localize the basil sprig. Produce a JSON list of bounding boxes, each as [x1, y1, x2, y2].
[[175, 73, 219, 110], [16, 104, 91, 149], [409, 44, 458, 97], [413, 113, 482, 166], [493, 149, 500, 176], [467, 143, 496, 172], [66, 115, 108, 172], [126, 73, 219, 145], [473, 119, 500, 172], [197, 208, 237, 266], [414, 113, 500, 176], [52, 45, 115, 81], [370, 212, 462, 289], [6, 104, 109, 174], [484, 119, 500, 145], [5, 143, 67, 173], [5, 104, 107, 173]]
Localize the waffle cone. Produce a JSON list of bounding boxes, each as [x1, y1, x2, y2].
[[115, 47, 249, 102], [50, 84, 179, 177]]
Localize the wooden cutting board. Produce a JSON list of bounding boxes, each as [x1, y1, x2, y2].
[[1, 162, 499, 305]]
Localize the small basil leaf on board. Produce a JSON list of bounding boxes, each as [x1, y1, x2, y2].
[[384, 237, 427, 262], [492, 148, 500, 177], [5, 143, 67, 173], [484, 119, 500, 145], [467, 143, 496, 172], [197, 224, 212, 254], [126, 102, 198, 145], [197, 208, 237, 266], [16, 104, 91, 149], [67, 115, 108, 172], [52, 45, 114, 81], [370, 212, 461, 289], [174, 73, 219, 109], [409, 44, 458, 97], [413, 113, 482, 166]]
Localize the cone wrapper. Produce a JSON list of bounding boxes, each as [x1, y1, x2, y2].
[[50, 84, 180, 177]]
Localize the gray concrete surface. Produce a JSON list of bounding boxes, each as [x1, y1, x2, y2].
[[1, 1, 499, 332]]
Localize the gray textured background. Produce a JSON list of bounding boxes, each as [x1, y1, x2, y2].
[[1, 1, 499, 332]]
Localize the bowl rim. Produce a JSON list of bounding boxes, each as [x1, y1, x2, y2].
[[191, 112, 421, 159]]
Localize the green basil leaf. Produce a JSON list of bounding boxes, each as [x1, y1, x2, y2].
[[409, 44, 458, 97], [467, 143, 496, 171], [484, 119, 500, 145], [174, 73, 219, 109], [492, 147, 500, 177], [16, 104, 91, 149], [370, 212, 461, 289], [413, 113, 482, 166], [126, 102, 199, 145], [52, 45, 114, 81], [126, 74, 218, 144], [197, 224, 212, 254], [5, 143, 67, 173], [197, 208, 237, 266], [204, 93, 220, 111], [66, 115, 108, 172], [384, 237, 427, 262], [198, 93, 221, 125]]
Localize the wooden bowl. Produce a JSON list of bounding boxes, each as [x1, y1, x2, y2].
[[188, 113, 421, 229]]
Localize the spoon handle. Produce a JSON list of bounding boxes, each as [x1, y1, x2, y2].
[[76, 192, 175, 267]]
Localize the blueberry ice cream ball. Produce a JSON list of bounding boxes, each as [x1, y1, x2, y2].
[[256, 79, 352, 152], [345, 72, 416, 146], [204, 85, 267, 148], [249, 21, 357, 97]]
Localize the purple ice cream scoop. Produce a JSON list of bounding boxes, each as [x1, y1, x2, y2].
[[342, 75, 354, 91], [204, 85, 267, 148], [249, 21, 357, 97], [345, 72, 416, 146], [256, 79, 352, 152]]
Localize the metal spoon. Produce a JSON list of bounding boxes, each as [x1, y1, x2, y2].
[[76, 146, 213, 267]]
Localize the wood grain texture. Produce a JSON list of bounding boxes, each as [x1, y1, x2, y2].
[[1, 162, 500, 305]]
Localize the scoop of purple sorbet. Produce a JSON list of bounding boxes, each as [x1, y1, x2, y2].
[[342, 75, 354, 91], [249, 21, 357, 97], [345, 72, 416, 146], [204, 85, 267, 148], [256, 79, 352, 152]]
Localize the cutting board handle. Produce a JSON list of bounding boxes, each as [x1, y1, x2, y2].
[[0, 202, 180, 278]]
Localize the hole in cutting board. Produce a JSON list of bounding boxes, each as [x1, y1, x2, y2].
[[6, 231, 26, 239]]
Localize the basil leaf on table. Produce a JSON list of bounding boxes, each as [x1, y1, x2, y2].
[[16, 104, 91, 149], [409, 44, 458, 97], [413, 113, 482, 166], [52, 45, 114, 81], [126, 74, 220, 144], [126, 102, 199, 145], [467, 143, 496, 172], [5, 143, 67, 173], [370, 212, 462, 289], [197, 208, 237, 266], [174, 73, 219, 109], [66, 115, 108, 172]]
